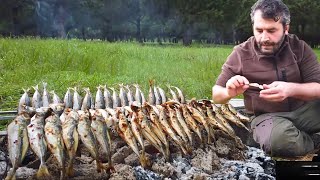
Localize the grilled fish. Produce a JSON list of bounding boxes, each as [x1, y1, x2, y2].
[[90, 110, 114, 173], [62, 109, 79, 177], [27, 109, 52, 179], [44, 113, 66, 180], [77, 110, 105, 172], [6, 113, 30, 180]]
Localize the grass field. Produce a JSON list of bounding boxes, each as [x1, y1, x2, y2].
[[0, 38, 232, 111], [0, 38, 320, 129]]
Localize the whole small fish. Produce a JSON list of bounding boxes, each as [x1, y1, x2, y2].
[[173, 86, 186, 104], [125, 85, 135, 105], [44, 113, 66, 180], [91, 110, 114, 172], [18, 88, 31, 114], [166, 105, 189, 145], [51, 90, 62, 104], [186, 103, 212, 144], [148, 80, 156, 105], [154, 86, 161, 105], [95, 85, 105, 109], [82, 87, 93, 110], [103, 85, 113, 108], [6, 113, 30, 180], [32, 84, 42, 109], [110, 87, 120, 108], [226, 103, 250, 122], [62, 109, 79, 177], [138, 107, 167, 158], [145, 104, 170, 160], [72, 87, 82, 110], [220, 104, 250, 131], [174, 105, 193, 146], [77, 110, 105, 172], [158, 105, 188, 155], [157, 86, 166, 104], [180, 104, 203, 143], [129, 113, 150, 168], [64, 88, 73, 109], [119, 84, 129, 107], [134, 84, 143, 104], [168, 85, 179, 102], [27, 109, 51, 179], [42, 82, 51, 107]]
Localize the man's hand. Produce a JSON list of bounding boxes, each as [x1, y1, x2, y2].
[[259, 81, 293, 102], [226, 75, 250, 97]]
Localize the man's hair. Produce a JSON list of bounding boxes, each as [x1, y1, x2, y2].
[[250, 0, 290, 26]]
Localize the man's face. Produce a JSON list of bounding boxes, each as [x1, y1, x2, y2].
[[252, 10, 289, 55]]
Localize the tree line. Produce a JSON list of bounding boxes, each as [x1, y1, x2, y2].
[[0, 0, 319, 47]]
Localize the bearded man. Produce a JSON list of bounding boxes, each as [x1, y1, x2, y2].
[[212, 0, 320, 157]]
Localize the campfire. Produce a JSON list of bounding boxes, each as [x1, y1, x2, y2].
[[1, 82, 276, 179]]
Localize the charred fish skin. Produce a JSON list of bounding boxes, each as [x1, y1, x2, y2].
[[62, 109, 79, 177], [91, 110, 114, 173], [44, 113, 66, 180], [27, 110, 51, 179], [6, 113, 30, 180]]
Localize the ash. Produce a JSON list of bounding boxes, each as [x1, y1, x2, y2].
[[133, 146, 275, 180]]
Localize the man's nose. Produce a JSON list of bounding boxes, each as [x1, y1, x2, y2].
[[261, 31, 270, 41]]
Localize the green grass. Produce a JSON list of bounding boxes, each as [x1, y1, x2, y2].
[[0, 38, 232, 111], [0, 38, 319, 129]]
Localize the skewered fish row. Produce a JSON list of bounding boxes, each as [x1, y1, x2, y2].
[[6, 82, 250, 180]]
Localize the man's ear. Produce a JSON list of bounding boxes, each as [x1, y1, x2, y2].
[[285, 25, 289, 34]]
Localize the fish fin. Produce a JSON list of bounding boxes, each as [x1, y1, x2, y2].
[[36, 164, 51, 179]]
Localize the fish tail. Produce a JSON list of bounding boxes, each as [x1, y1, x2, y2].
[[139, 154, 151, 169], [36, 164, 51, 179]]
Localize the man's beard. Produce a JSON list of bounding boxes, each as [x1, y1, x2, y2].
[[257, 33, 285, 55]]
